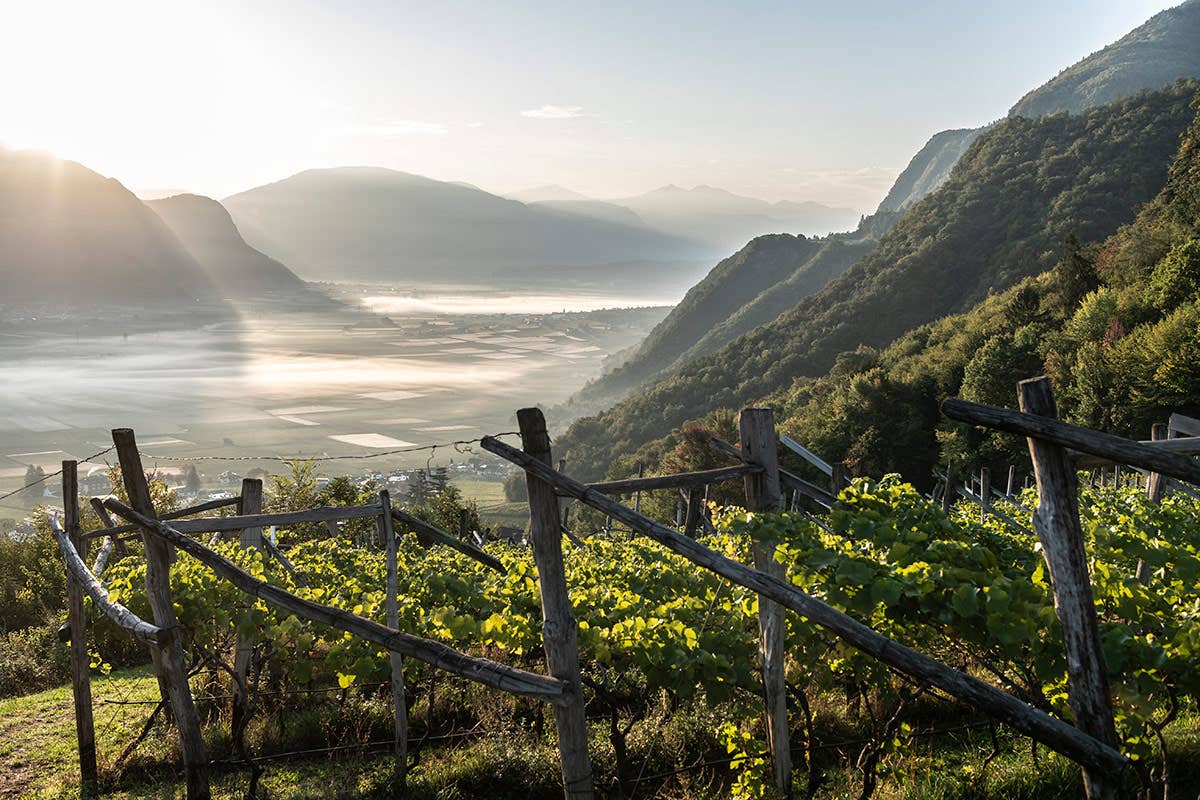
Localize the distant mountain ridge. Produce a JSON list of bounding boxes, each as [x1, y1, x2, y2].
[[223, 167, 712, 284], [0, 148, 218, 305]]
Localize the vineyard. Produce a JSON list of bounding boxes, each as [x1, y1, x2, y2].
[[25, 377, 1200, 800]]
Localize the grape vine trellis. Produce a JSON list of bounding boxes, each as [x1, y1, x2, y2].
[[48, 375, 1200, 800]]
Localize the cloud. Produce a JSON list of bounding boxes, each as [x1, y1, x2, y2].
[[466, 121, 485, 128], [521, 104, 586, 120]]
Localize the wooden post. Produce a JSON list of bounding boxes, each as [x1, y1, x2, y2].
[[517, 408, 594, 800], [980, 467, 991, 524], [232, 479, 263, 735], [63, 462, 98, 799], [633, 462, 645, 514], [1016, 380, 1118, 800], [683, 487, 703, 538], [830, 462, 849, 495], [112, 429, 210, 800], [739, 408, 792, 798], [942, 460, 955, 513], [1006, 465, 1016, 497], [380, 490, 409, 790], [1137, 423, 1169, 584]]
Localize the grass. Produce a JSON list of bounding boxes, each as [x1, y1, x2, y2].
[[7, 665, 1200, 799]]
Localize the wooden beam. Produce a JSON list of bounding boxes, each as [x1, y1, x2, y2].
[[941, 396, 1200, 485], [49, 514, 169, 647], [168, 505, 383, 533], [112, 428, 210, 800], [517, 408, 594, 800], [778, 435, 833, 477], [389, 506, 506, 574], [479, 434, 1129, 778], [683, 487, 703, 538], [587, 464, 760, 494], [1168, 413, 1200, 438], [740, 410, 791, 798], [61, 462, 98, 799], [81, 495, 241, 539], [102, 498, 565, 703], [1017, 378, 1119, 800], [380, 490, 408, 790]]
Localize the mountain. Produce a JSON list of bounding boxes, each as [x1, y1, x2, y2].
[[877, 1, 1200, 215], [0, 148, 217, 305], [875, 128, 986, 213], [508, 184, 592, 203], [1010, 0, 1200, 119], [223, 167, 709, 284], [612, 185, 862, 251], [530, 199, 649, 228], [573, 217, 893, 406], [148, 194, 313, 297], [556, 82, 1199, 481], [767, 90, 1200, 485]]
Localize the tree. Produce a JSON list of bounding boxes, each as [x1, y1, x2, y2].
[[1052, 233, 1099, 311], [183, 465, 201, 494], [21, 465, 45, 507]]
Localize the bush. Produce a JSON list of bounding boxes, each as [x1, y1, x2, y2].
[[0, 625, 70, 698]]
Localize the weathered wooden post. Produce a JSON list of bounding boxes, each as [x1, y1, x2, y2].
[[380, 489, 409, 790], [63, 461, 98, 799], [517, 408, 594, 800], [739, 408, 792, 798], [942, 460, 955, 513], [232, 479, 264, 735], [830, 462, 849, 495], [633, 462, 645, 514], [1136, 423, 1169, 584], [112, 429, 210, 800], [1016, 379, 1119, 800], [980, 466, 991, 524], [683, 487, 703, 537], [1006, 465, 1016, 497]]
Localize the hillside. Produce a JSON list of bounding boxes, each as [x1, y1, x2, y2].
[[879, 1, 1200, 215], [875, 128, 986, 213], [148, 194, 314, 297], [1010, 0, 1200, 119], [557, 83, 1200, 481], [0, 149, 217, 305], [222, 167, 710, 284]]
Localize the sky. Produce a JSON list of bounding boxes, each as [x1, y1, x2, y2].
[[0, 0, 1181, 211]]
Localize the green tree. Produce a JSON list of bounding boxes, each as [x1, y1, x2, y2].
[[1051, 233, 1099, 311], [20, 465, 45, 507], [1145, 238, 1200, 310]]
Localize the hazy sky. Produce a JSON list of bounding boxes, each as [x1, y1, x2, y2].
[[0, 0, 1180, 210]]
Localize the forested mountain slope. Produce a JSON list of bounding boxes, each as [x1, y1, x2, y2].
[[882, 0, 1200, 214], [1010, 0, 1200, 119], [0, 149, 218, 305], [558, 83, 1200, 481]]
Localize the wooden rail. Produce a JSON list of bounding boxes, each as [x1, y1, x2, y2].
[[82, 495, 241, 539], [711, 435, 836, 507], [779, 434, 833, 476], [479, 434, 1129, 779], [941, 398, 1200, 485], [102, 499, 567, 704], [586, 463, 760, 494], [51, 514, 170, 646], [168, 505, 383, 533]]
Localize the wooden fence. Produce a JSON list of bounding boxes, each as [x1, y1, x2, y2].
[[48, 378, 1200, 800]]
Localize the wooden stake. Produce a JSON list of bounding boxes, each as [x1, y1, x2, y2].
[[980, 467, 991, 524], [112, 429, 210, 800], [517, 408, 594, 800], [1016, 379, 1119, 800], [740, 408, 792, 798], [942, 460, 955, 514], [381, 490, 409, 790], [63, 462, 98, 799], [1137, 423, 1169, 584], [831, 462, 849, 495], [1007, 465, 1016, 497], [683, 487, 703, 538], [232, 479, 263, 735]]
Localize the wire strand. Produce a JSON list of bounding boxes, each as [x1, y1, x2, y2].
[[0, 445, 117, 503]]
